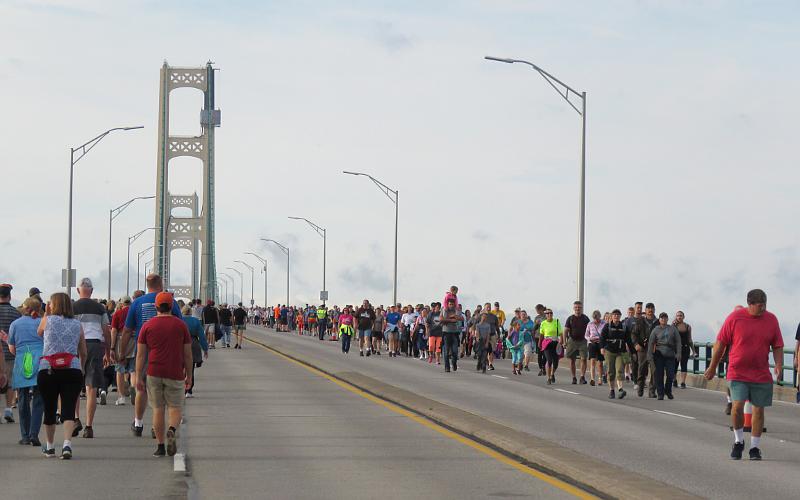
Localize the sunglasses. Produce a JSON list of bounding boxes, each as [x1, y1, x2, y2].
[[545, 312, 553, 315]]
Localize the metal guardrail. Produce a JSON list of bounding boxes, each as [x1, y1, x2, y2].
[[688, 342, 797, 387]]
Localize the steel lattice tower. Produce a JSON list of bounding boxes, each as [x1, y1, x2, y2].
[[153, 61, 220, 301]]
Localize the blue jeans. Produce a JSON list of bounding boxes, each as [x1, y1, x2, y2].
[[220, 325, 232, 345], [442, 332, 459, 370], [341, 334, 351, 353], [652, 352, 676, 397], [18, 386, 43, 441]]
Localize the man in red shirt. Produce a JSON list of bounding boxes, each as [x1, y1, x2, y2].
[[705, 289, 783, 461], [136, 292, 192, 458]]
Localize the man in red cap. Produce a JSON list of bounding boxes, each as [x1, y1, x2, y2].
[[135, 291, 192, 458]]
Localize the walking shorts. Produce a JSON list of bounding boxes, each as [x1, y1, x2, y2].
[[565, 339, 588, 360], [729, 380, 773, 408], [84, 340, 106, 388], [147, 376, 185, 409]]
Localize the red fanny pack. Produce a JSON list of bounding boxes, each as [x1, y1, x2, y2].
[[43, 353, 76, 369]]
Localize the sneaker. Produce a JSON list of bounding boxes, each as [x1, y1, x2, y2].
[[572, 377, 578, 385], [666, 393, 674, 400], [366, 350, 371, 357], [681, 383, 687, 389], [359, 351, 364, 357], [633, 384, 639, 391], [725, 402, 732, 415], [166, 428, 178, 456], [579, 377, 587, 385], [4, 410, 14, 423], [18, 438, 31, 445], [748, 447, 762, 461], [132, 423, 143, 437], [82, 426, 93, 438], [30, 437, 41, 447], [489, 365, 494, 371], [444, 368, 450, 373], [731, 442, 744, 460], [590, 380, 595, 386], [43, 446, 56, 458], [153, 446, 166, 458], [524, 366, 530, 372], [60, 446, 72, 460], [185, 393, 194, 398], [115, 397, 126, 406], [608, 390, 615, 399], [657, 395, 664, 400], [71, 419, 83, 437], [546, 378, 552, 385], [618, 389, 627, 400], [602, 375, 607, 384], [637, 389, 644, 397], [99, 390, 107, 406]]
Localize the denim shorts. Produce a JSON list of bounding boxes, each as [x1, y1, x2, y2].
[[729, 380, 774, 407], [115, 357, 136, 374], [358, 329, 372, 339]]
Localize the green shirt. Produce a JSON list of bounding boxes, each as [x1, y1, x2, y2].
[[539, 319, 562, 339]]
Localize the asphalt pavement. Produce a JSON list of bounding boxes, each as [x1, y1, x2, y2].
[[247, 325, 800, 500], [183, 336, 582, 499]]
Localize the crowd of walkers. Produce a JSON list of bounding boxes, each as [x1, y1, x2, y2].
[[259, 286, 791, 462], [0, 274, 251, 460], [0, 278, 793, 464], [263, 288, 697, 400]]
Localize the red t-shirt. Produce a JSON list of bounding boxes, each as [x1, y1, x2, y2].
[[716, 308, 783, 383], [111, 306, 129, 331], [138, 315, 191, 380]]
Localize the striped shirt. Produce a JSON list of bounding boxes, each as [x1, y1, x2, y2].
[[0, 302, 22, 360]]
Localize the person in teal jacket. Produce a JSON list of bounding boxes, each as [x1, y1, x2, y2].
[[518, 311, 535, 372], [8, 297, 44, 446], [505, 316, 526, 375]]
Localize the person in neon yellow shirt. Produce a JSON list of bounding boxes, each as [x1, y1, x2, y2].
[[538, 309, 563, 384], [491, 302, 506, 331]]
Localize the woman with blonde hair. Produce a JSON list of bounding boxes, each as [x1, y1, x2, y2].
[[37, 293, 87, 459]]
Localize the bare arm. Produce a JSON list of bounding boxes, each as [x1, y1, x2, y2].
[[183, 343, 193, 388], [78, 329, 88, 369], [704, 341, 726, 380], [135, 342, 148, 390]]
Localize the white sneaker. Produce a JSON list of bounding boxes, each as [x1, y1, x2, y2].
[[115, 397, 126, 406], [185, 393, 194, 398], [99, 390, 107, 405]]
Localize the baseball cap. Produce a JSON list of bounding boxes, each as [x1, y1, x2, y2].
[[29, 287, 43, 296], [78, 277, 93, 289], [155, 292, 174, 308]]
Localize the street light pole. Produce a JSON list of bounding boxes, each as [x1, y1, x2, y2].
[[136, 245, 154, 291], [261, 239, 289, 306], [288, 217, 327, 305], [245, 252, 268, 308], [219, 273, 235, 305], [226, 267, 244, 305], [66, 126, 144, 298], [127, 227, 158, 296], [484, 55, 587, 303], [342, 171, 398, 306], [234, 260, 255, 307], [108, 195, 154, 300]]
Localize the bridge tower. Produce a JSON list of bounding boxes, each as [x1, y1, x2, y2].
[[153, 61, 220, 302]]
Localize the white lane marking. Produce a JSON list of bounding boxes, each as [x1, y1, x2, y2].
[[174, 453, 186, 472], [652, 409, 696, 420], [492, 375, 509, 379], [554, 388, 581, 395]]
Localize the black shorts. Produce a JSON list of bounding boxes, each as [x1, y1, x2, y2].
[[587, 342, 602, 360], [38, 368, 83, 425]]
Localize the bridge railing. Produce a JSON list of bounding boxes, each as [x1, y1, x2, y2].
[[689, 342, 797, 387]]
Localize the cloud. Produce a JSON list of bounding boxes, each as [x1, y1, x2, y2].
[[773, 247, 800, 294], [338, 262, 392, 293], [372, 21, 412, 52], [472, 229, 490, 241]]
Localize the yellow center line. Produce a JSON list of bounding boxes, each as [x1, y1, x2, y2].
[[244, 335, 597, 500]]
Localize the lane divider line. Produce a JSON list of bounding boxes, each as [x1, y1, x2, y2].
[[554, 388, 581, 395], [652, 409, 696, 420], [492, 375, 509, 379], [243, 335, 599, 500]]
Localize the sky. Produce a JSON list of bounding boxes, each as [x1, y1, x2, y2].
[[1, 0, 798, 342]]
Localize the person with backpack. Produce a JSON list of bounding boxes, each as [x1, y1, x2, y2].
[[8, 297, 44, 446], [600, 309, 631, 400], [426, 303, 443, 365], [182, 305, 208, 398]]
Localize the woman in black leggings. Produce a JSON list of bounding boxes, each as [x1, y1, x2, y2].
[[37, 293, 87, 459]]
